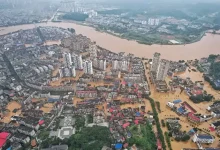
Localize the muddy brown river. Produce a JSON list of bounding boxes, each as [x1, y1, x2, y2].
[[0, 22, 220, 60]]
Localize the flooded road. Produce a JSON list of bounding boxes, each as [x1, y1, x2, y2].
[[0, 22, 220, 60]]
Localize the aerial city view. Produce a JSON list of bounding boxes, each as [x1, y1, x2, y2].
[[0, 0, 220, 150]]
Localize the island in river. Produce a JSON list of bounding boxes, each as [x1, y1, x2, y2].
[[0, 21, 220, 61]]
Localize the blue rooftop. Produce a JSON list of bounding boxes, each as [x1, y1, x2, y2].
[[115, 143, 123, 149], [136, 112, 141, 117], [198, 134, 213, 140]]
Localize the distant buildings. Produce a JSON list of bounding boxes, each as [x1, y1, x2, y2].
[[83, 60, 93, 75], [148, 18, 160, 26], [61, 35, 91, 51], [156, 59, 170, 80]]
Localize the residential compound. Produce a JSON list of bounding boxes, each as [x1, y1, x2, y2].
[[83, 60, 94, 75], [150, 53, 170, 92], [112, 59, 130, 72]]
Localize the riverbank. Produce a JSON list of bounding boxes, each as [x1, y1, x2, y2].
[[0, 21, 220, 60]]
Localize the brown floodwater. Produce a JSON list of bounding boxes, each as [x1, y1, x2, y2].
[[0, 22, 220, 60]]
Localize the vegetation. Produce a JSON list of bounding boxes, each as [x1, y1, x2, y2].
[[65, 126, 112, 150], [87, 114, 93, 124], [75, 116, 85, 130], [155, 101, 161, 113], [161, 119, 166, 127], [128, 124, 157, 150], [38, 130, 50, 140], [210, 61, 220, 79], [204, 76, 220, 90], [165, 132, 172, 150], [67, 28, 75, 33], [146, 97, 166, 150], [41, 126, 112, 149], [41, 137, 63, 148], [189, 94, 213, 103], [97, 9, 128, 15], [62, 12, 88, 21]]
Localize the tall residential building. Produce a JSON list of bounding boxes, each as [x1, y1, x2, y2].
[[83, 60, 93, 75], [93, 58, 106, 71], [120, 60, 129, 72], [112, 60, 129, 71], [156, 59, 170, 80], [71, 66, 76, 77], [151, 53, 161, 72], [112, 60, 119, 70], [148, 18, 155, 26], [72, 53, 83, 70], [100, 59, 106, 71], [63, 52, 72, 67], [89, 44, 97, 58], [155, 19, 160, 26], [59, 67, 76, 78], [59, 68, 64, 78]]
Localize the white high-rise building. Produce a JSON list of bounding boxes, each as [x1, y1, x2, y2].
[[71, 66, 76, 77], [155, 19, 160, 26], [112, 60, 119, 70], [59, 68, 64, 78], [99, 59, 106, 71], [121, 60, 129, 71], [89, 44, 97, 58], [148, 18, 155, 26], [151, 52, 161, 72], [156, 59, 170, 80], [63, 52, 72, 67], [93, 58, 106, 70], [83, 60, 93, 75], [59, 67, 76, 78], [72, 53, 83, 70]]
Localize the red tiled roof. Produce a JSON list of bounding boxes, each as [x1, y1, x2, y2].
[[134, 120, 139, 125], [121, 81, 126, 85], [188, 112, 200, 121], [157, 139, 162, 149], [123, 122, 130, 129], [0, 132, 10, 148], [192, 90, 203, 95]]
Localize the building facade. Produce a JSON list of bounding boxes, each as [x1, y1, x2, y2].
[[72, 53, 83, 70], [151, 52, 161, 72], [63, 52, 72, 68], [59, 67, 76, 78], [156, 59, 170, 80], [83, 60, 93, 75]]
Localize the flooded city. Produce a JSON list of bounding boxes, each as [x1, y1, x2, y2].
[[0, 21, 220, 61]]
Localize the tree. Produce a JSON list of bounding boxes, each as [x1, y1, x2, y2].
[[62, 13, 89, 21], [181, 134, 190, 141]]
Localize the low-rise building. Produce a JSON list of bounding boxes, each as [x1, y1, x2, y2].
[[76, 90, 97, 98], [18, 126, 36, 137], [192, 134, 214, 144]]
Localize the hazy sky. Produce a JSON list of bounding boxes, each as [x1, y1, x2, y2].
[[84, 0, 220, 3]]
